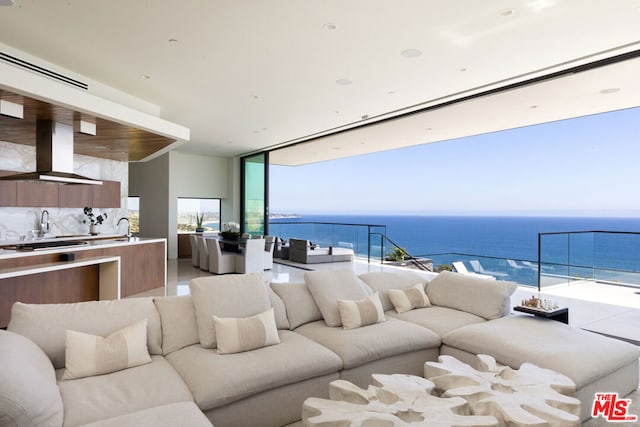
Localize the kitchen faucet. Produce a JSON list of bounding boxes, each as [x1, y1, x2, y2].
[[40, 210, 50, 237], [117, 217, 131, 240]]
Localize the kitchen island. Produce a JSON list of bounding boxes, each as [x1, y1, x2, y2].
[[0, 236, 166, 328]]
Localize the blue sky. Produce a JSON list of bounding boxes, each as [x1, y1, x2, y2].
[[269, 107, 640, 217]]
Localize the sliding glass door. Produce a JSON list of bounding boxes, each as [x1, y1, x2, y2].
[[240, 152, 268, 236]]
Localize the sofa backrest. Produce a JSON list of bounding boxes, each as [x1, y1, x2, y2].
[[359, 270, 430, 312], [426, 270, 517, 320], [7, 298, 163, 369]]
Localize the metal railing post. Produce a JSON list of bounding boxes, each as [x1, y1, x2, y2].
[[537, 233, 541, 292]]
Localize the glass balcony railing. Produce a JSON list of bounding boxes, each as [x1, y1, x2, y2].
[[539, 231, 640, 289]]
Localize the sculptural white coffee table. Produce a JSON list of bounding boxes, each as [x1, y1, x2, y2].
[[302, 354, 581, 427]]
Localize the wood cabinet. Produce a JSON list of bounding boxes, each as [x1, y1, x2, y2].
[[0, 170, 120, 208], [16, 181, 59, 207]]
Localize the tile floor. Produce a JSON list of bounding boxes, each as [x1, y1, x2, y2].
[[141, 257, 640, 346]]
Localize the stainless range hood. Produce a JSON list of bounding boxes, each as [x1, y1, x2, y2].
[[0, 120, 103, 185]]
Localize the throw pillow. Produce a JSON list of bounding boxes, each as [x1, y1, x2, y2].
[[337, 292, 385, 330], [388, 283, 431, 313], [270, 281, 323, 329], [213, 308, 281, 354], [305, 269, 372, 327], [62, 319, 151, 380]]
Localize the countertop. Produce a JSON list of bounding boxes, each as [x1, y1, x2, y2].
[[0, 235, 166, 260]]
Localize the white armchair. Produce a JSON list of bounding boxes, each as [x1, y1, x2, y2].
[[207, 238, 235, 274], [197, 236, 209, 271], [235, 238, 265, 274], [263, 236, 275, 270], [189, 234, 199, 267]]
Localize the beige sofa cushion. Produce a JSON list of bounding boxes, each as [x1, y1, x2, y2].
[[443, 316, 640, 389], [166, 330, 343, 411], [359, 271, 429, 312], [153, 295, 200, 356], [0, 330, 63, 427], [387, 306, 485, 337], [214, 308, 281, 354], [8, 298, 163, 369], [189, 273, 271, 348], [62, 319, 152, 380], [58, 356, 193, 427], [295, 317, 441, 369], [268, 286, 290, 330], [388, 284, 431, 313], [79, 402, 212, 427], [305, 269, 372, 327], [337, 292, 385, 330], [270, 281, 322, 329], [426, 270, 516, 320]]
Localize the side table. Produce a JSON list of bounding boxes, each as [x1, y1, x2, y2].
[[513, 305, 569, 324]]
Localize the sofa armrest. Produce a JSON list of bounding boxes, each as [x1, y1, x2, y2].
[[0, 330, 63, 427]]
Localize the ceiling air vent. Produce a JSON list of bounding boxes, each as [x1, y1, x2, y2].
[[0, 51, 88, 90]]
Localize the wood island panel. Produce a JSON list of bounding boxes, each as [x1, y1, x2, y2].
[[0, 239, 166, 327], [0, 267, 98, 328]]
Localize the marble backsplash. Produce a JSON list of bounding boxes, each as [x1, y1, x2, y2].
[[0, 141, 128, 242]]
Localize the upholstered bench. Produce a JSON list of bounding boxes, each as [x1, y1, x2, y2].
[[440, 315, 640, 421]]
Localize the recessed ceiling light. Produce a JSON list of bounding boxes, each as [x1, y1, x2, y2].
[[332, 147, 341, 150], [361, 114, 369, 120], [336, 78, 352, 85], [426, 127, 432, 132], [388, 91, 396, 95], [498, 8, 514, 16], [323, 23, 337, 30], [139, 74, 151, 80], [600, 88, 620, 94], [251, 95, 259, 99], [227, 141, 233, 144], [401, 49, 422, 58], [459, 68, 467, 72], [530, 105, 539, 109], [168, 38, 178, 43]]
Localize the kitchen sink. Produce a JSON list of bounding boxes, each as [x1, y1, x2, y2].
[[9, 240, 89, 251]]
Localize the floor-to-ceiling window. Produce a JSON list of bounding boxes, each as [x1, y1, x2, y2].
[[241, 152, 268, 236]]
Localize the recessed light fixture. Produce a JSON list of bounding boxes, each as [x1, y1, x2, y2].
[[401, 49, 422, 58], [530, 105, 539, 109], [361, 114, 369, 120], [323, 23, 337, 30], [251, 95, 259, 99], [459, 68, 467, 72], [600, 88, 620, 94], [336, 78, 352, 85], [426, 127, 432, 132], [227, 141, 233, 144], [332, 147, 341, 150], [140, 74, 151, 80], [498, 8, 514, 16], [388, 91, 396, 95], [168, 38, 178, 43]]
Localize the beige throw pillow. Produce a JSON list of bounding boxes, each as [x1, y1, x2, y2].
[[388, 283, 431, 313], [213, 308, 281, 354], [337, 292, 385, 330], [62, 319, 151, 380]]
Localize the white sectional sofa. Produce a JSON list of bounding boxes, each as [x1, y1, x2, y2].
[[1, 270, 638, 426]]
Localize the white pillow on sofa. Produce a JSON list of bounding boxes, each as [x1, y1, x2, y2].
[[426, 270, 516, 320], [388, 283, 431, 313], [337, 292, 385, 330], [213, 308, 281, 354], [62, 319, 151, 380], [305, 269, 372, 327]]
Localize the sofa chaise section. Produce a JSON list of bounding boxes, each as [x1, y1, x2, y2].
[[441, 315, 640, 421]]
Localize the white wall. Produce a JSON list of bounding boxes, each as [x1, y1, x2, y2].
[[130, 151, 234, 259]]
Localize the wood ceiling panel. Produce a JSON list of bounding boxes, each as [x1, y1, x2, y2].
[[0, 90, 174, 161]]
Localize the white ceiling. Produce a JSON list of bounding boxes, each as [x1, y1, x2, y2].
[[0, 0, 639, 165]]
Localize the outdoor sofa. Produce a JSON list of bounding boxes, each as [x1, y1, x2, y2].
[[288, 238, 353, 264], [1, 270, 638, 426]]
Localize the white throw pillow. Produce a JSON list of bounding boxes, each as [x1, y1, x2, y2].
[[62, 319, 151, 380], [213, 308, 281, 354], [337, 292, 385, 330], [388, 283, 431, 313]]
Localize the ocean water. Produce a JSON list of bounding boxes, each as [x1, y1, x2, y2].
[[269, 215, 640, 275]]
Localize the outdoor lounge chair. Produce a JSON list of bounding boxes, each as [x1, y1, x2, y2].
[[469, 259, 508, 278], [452, 261, 495, 280]]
